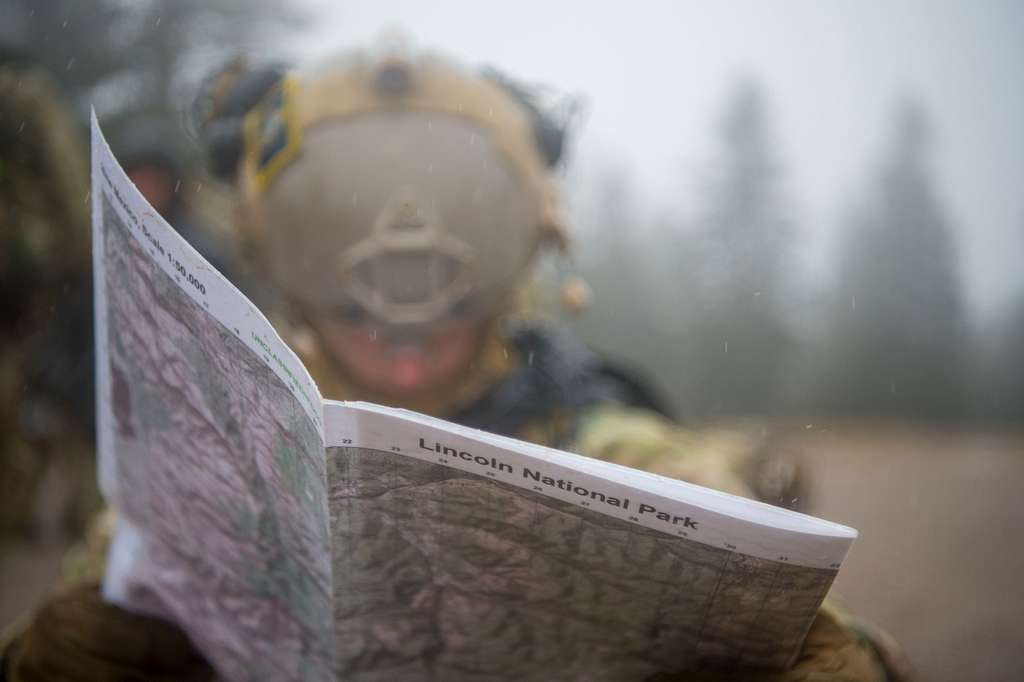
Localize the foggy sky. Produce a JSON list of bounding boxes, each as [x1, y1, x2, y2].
[[297, 0, 1024, 321]]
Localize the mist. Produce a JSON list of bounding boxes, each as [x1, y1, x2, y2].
[[3, 2, 1024, 679]]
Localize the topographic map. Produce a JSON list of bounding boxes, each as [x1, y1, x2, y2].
[[327, 447, 836, 681], [100, 196, 333, 681], [93, 115, 843, 682]]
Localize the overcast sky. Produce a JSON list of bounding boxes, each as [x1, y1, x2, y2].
[[298, 0, 1023, 320]]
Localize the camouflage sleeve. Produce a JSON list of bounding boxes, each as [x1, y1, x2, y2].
[[570, 403, 800, 505], [1, 593, 906, 682], [1, 582, 214, 682], [645, 602, 900, 682], [570, 404, 912, 682], [1, 508, 217, 682], [0, 65, 90, 273], [0, 401, 99, 542], [1, 64, 97, 544]]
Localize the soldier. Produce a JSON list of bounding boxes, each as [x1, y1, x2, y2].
[[115, 123, 251, 294], [0, 53, 98, 545], [2, 48, 909, 681]]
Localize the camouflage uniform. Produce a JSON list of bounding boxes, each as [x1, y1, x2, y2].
[[3, 321, 903, 681], [113, 125, 255, 298], [0, 64, 98, 543]]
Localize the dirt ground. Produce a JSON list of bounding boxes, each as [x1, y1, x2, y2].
[[2, 422, 1022, 680], [786, 422, 1024, 682]]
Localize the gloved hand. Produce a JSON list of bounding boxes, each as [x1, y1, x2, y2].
[[3, 583, 906, 682], [2, 582, 214, 682], [646, 606, 900, 682]]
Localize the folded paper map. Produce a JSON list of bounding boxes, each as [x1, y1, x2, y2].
[[90, 115, 856, 681]]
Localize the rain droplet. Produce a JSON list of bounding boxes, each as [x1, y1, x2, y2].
[[724, 341, 729, 353], [502, 346, 508, 359], [527, 351, 534, 366], [351, 192, 358, 206], [804, 424, 813, 430], [370, 329, 378, 340], [195, 182, 203, 193], [155, 16, 162, 27], [850, 295, 856, 310], [174, 180, 181, 193], [17, 122, 25, 134], [66, 57, 75, 71]]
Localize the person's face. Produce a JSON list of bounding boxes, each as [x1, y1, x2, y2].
[[310, 316, 488, 397], [127, 165, 175, 216]]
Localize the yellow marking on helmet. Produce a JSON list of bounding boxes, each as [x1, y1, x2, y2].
[[242, 74, 303, 193]]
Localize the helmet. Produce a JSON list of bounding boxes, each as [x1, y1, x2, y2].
[[197, 49, 573, 338]]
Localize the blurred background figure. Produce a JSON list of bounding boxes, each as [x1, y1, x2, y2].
[[0, 18, 97, 548], [115, 123, 247, 289]]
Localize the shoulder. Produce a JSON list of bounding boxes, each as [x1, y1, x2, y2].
[[454, 322, 669, 440], [571, 403, 762, 498], [572, 402, 804, 509], [508, 324, 672, 415], [484, 324, 801, 506]]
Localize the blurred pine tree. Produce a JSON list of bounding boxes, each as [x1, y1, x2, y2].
[[821, 100, 967, 420], [685, 80, 797, 418]]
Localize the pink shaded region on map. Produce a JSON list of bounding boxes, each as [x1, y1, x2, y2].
[[100, 199, 333, 682]]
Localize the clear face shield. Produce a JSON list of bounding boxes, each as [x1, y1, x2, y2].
[[333, 188, 478, 334], [306, 187, 490, 383], [256, 111, 544, 338]]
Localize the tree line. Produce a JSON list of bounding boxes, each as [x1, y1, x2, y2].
[[573, 81, 1023, 424], [6, 0, 1020, 423]]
